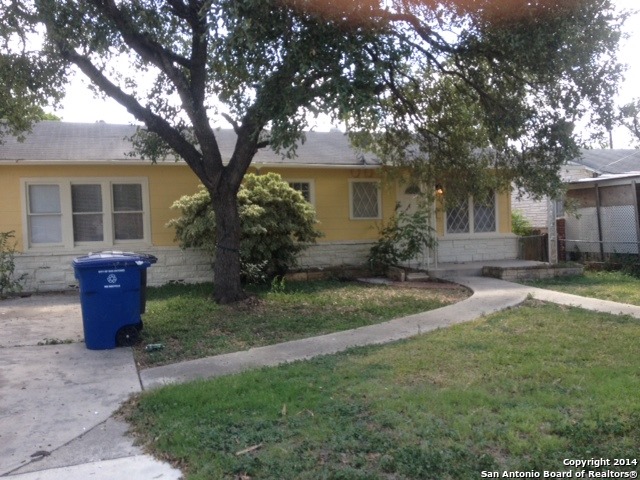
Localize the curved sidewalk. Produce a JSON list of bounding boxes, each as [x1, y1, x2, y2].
[[5, 275, 640, 480], [140, 276, 640, 390]]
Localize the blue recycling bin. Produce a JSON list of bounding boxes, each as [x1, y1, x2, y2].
[[73, 252, 157, 350]]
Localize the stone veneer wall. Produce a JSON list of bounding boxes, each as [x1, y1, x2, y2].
[[14, 247, 213, 293], [483, 264, 584, 281], [14, 241, 376, 293], [435, 235, 518, 264], [296, 241, 375, 269], [14, 237, 521, 292]]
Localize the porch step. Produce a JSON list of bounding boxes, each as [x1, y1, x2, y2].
[[427, 266, 484, 280], [405, 272, 430, 282], [427, 260, 549, 280]]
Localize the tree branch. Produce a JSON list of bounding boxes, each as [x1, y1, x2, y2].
[[88, 0, 222, 176], [221, 113, 240, 134], [61, 48, 215, 185]]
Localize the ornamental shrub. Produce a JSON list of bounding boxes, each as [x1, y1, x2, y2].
[[168, 173, 321, 283], [511, 210, 534, 237], [368, 201, 436, 274], [0, 231, 27, 298]]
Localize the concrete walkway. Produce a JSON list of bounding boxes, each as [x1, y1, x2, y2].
[[2, 276, 640, 479]]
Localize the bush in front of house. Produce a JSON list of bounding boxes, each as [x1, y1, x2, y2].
[[168, 173, 321, 283], [511, 210, 534, 237], [369, 201, 436, 274], [0, 231, 27, 298]]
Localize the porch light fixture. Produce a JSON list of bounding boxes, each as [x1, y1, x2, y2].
[[435, 184, 444, 195]]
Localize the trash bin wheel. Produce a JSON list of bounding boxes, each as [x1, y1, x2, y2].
[[116, 325, 141, 347]]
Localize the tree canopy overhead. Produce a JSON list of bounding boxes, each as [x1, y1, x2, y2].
[[1, 0, 625, 302]]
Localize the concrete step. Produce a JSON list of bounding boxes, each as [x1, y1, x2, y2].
[[405, 272, 430, 282], [427, 266, 484, 279]]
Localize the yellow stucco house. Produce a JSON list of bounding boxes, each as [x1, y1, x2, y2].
[[0, 121, 516, 291]]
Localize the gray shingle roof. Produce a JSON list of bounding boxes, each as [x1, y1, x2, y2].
[[0, 121, 379, 167], [575, 149, 640, 175]]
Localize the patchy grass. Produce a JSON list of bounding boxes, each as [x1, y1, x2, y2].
[[135, 280, 469, 368], [523, 270, 640, 305], [124, 301, 640, 479]]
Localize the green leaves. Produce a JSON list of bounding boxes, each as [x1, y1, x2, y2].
[[168, 173, 321, 283], [369, 201, 437, 273]]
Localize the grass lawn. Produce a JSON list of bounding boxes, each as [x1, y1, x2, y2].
[[523, 270, 640, 306], [124, 301, 640, 479], [135, 280, 469, 368]]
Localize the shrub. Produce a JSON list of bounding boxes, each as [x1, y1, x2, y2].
[[369, 201, 436, 274], [511, 210, 534, 236], [0, 231, 27, 298], [168, 173, 322, 283]]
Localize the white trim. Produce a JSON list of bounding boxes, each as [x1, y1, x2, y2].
[[20, 177, 151, 252], [348, 179, 382, 220], [285, 178, 316, 205]]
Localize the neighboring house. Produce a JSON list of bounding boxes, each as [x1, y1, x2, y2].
[[511, 149, 640, 232], [564, 173, 640, 259], [0, 121, 516, 292]]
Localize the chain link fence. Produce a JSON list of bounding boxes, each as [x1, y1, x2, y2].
[[562, 204, 639, 261]]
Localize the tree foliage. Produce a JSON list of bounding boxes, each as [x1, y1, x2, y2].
[[0, 1, 65, 142], [168, 173, 321, 283], [1, 0, 625, 301], [619, 99, 640, 145]]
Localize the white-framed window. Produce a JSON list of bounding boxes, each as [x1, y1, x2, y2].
[[287, 179, 315, 205], [349, 179, 382, 220], [22, 178, 150, 250], [446, 191, 497, 235]]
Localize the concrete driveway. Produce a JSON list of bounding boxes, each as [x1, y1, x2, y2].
[[0, 293, 181, 479]]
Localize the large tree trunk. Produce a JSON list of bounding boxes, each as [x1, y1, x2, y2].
[[211, 184, 246, 304]]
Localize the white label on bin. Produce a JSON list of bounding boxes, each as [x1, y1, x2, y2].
[[98, 269, 125, 274], [103, 273, 121, 288]]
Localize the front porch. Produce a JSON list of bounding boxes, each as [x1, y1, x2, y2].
[[425, 260, 583, 281]]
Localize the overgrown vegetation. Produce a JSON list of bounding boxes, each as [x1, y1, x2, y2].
[[168, 173, 321, 283], [369, 202, 436, 273], [0, 231, 26, 298], [125, 301, 640, 479], [135, 280, 469, 368], [511, 210, 534, 236]]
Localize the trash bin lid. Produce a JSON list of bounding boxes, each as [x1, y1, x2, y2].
[[72, 251, 157, 269]]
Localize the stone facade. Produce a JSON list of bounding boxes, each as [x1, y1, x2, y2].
[[13, 237, 520, 292], [13, 242, 376, 293], [14, 247, 213, 293], [482, 264, 584, 281], [435, 235, 519, 264], [296, 241, 375, 269]]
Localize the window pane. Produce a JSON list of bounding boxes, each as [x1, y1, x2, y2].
[[29, 215, 62, 244], [28, 185, 62, 244], [71, 185, 103, 241], [29, 185, 60, 214], [72, 185, 102, 213], [289, 182, 311, 202], [114, 213, 144, 240], [113, 184, 142, 211], [474, 192, 496, 233], [73, 214, 104, 242], [447, 201, 470, 234], [352, 182, 379, 218]]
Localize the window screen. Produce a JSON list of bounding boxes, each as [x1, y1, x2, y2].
[[28, 185, 62, 244], [72, 184, 104, 242], [113, 184, 144, 240]]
